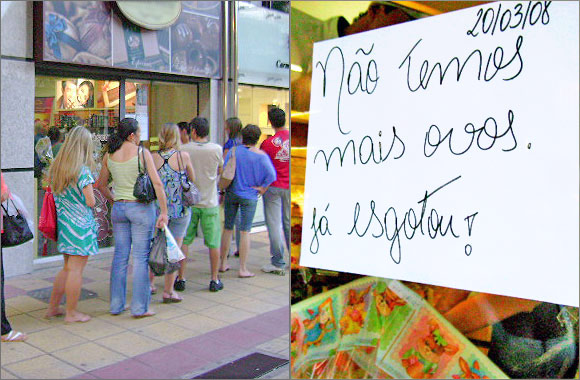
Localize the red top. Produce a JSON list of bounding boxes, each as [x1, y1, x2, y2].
[[260, 129, 289, 189]]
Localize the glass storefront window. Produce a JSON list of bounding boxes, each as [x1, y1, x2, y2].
[[35, 76, 123, 257], [34, 76, 202, 257], [237, 84, 289, 226], [237, 85, 289, 144]]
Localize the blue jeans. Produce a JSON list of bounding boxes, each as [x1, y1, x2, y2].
[[223, 192, 258, 232], [263, 187, 290, 268], [110, 202, 155, 315]]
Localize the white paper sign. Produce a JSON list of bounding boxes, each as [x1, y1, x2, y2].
[[300, 1, 579, 306]]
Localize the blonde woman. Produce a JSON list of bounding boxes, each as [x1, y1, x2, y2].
[[45, 126, 97, 323], [96, 118, 168, 318], [149, 123, 195, 302]]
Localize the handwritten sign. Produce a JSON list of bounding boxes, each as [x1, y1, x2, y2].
[[300, 1, 579, 307]]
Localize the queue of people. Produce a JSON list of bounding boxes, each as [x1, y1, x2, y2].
[[1, 106, 290, 338]]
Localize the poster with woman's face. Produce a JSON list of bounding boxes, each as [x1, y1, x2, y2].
[[57, 79, 95, 109]]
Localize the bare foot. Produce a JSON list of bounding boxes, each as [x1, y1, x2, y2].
[[132, 310, 156, 319], [218, 266, 230, 273], [238, 271, 255, 278], [45, 308, 65, 319], [64, 311, 91, 323]]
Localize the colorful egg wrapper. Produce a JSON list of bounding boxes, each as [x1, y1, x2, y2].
[[291, 277, 508, 379]]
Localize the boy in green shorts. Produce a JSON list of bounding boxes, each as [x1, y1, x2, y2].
[[178, 117, 224, 292]]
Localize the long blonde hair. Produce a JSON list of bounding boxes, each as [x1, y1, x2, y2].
[[158, 123, 180, 151], [49, 126, 95, 194]]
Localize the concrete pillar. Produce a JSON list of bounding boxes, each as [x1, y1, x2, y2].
[[1, 1, 35, 277]]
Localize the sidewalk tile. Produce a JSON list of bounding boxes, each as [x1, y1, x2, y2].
[[261, 307, 290, 324], [3, 354, 83, 379], [26, 327, 87, 352], [134, 346, 210, 378], [172, 334, 244, 363], [6, 296, 49, 313], [149, 304, 191, 321], [131, 321, 200, 344], [257, 338, 289, 355], [5, 306, 23, 318], [236, 317, 287, 338], [95, 331, 165, 357], [206, 327, 272, 349], [252, 291, 289, 306], [61, 318, 125, 340], [44, 276, 95, 285], [173, 295, 218, 312], [81, 282, 110, 297], [221, 281, 272, 296], [227, 298, 282, 314], [71, 373, 98, 379], [194, 289, 246, 304], [1, 368, 19, 379], [197, 304, 256, 324], [168, 313, 228, 333], [4, 278, 53, 291], [75, 298, 112, 316], [96, 313, 161, 329], [26, 309, 67, 326], [89, 359, 166, 379], [6, 314, 51, 333], [0, 342, 45, 365], [4, 285, 28, 299], [52, 342, 127, 372]]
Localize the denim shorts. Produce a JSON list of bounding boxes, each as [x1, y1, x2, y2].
[[223, 192, 258, 232], [167, 210, 190, 240]]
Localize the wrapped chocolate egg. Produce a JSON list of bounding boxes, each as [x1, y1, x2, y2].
[[76, 3, 112, 61], [44, 12, 81, 61], [172, 23, 193, 51]]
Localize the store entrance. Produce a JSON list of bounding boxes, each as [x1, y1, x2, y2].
[[34, 75, 199, 258]]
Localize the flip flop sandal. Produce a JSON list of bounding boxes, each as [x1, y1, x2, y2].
[[150, 286, 158, 295], [238, 273, 256, 278], [132, 311, 156, 319], [1, 330, 28, 342], [219, 267, 230, 273], [162, 294, 183, 303]]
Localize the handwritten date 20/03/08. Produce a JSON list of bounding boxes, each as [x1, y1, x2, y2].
[[467, 1, 551, 37]]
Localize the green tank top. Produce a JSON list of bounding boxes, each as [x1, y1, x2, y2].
[[107, 155, 139, 201]]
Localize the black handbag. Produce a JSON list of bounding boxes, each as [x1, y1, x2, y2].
[[177, 151, 201, 207], [148, 229, 180, 276], [1, 199, 34, 247], [133, 145, 157, 203]]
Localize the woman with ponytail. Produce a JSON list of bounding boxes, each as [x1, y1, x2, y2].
[[95, 118, 168, 318]]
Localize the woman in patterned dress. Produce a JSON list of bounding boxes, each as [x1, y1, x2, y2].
[[149, 123, 195, 303], [45, 126, 98, 323]]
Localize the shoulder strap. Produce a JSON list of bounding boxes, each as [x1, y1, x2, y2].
[[138, 144, 148, 174], [176, 151, 187, 180]]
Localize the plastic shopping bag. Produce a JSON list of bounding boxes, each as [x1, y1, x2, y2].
[[149, 229, 180, 276], [164, 225, 185, 263]]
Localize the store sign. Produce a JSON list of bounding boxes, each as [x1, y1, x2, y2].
[[38, 1, 221, 78], [301, 2, 579, 306], [238, 3, 289, 88], [116, 1, 181, 30]]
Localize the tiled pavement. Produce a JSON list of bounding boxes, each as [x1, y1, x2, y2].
[[1, 232, 290, 379]]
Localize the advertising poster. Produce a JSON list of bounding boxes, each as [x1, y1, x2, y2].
[[43, 1, 112, 65], [170, 5, 221, 77]]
